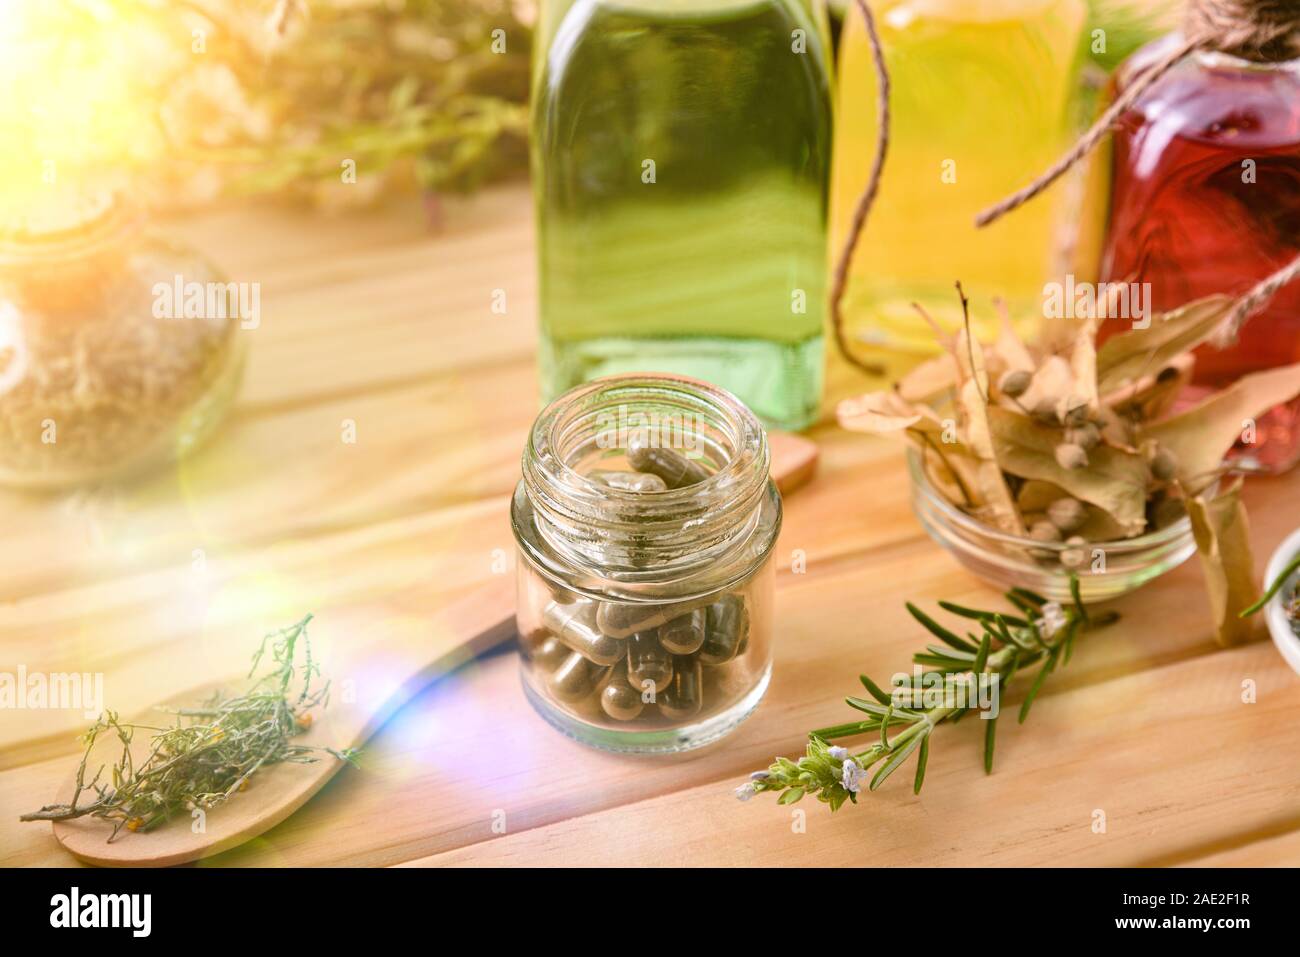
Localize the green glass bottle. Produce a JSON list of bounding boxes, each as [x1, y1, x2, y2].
[[532, 0, 833, 430]]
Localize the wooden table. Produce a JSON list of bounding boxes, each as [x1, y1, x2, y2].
[[2, 185, 1299, 868]]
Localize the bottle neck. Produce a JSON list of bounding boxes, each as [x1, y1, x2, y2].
[[0, 189, 142, 304], [517, 375, 777, 600], [1185, 0, 1300, 64]]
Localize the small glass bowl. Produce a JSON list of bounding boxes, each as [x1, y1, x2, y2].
[[907, 449, 1197, 602]]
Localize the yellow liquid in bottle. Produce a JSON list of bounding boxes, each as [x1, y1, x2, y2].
[[830, 0, 1087, 370]]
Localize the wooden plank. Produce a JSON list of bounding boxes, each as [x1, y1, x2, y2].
[[0, 185, 886, 604], [6, 476, 1295, 866], [402, 642, 1300, 868], [167, 186, 540, 410], [1179, 829, 1300, 867], [5, 187, 1300, 869], [8, 445, 1291, 763]]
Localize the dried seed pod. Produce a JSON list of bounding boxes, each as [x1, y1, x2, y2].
[[998, 369, 1032, 398], [1150, 446, 1178, 482], [1026, 520, 1059, 562], [1046, 497, 1087, 533], [1060, 395, 1090, 426], [1060, 535, 1088, 569], [1029, 520, 1062, 544], [1066, 421, 1100, 450], [1032, 397, 1060, 425], [1054, 443, 1088, 470]]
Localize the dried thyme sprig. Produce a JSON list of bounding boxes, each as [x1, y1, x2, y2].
[[19, 615, 357, 841], [736, 578, 1118, 811]]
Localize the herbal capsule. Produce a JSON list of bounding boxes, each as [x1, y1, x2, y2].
[[626, 631, 673, 693], [626, 434, 711, 488], [600, 662, 645, 721], [532, 635, 571, 672], [659, 608, 705, 655], [596, 597, 709, 639], [699, 594, 748, 666], [548, 652, 610, 703], [588, 469, 668, 493], [659, 654, 703, 720], [543, 600, 625, 666]]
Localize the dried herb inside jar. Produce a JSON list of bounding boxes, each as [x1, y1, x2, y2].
[[0, 193, 245, 487]]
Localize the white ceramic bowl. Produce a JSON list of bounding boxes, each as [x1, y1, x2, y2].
[[1263, 528, 1300, 676]]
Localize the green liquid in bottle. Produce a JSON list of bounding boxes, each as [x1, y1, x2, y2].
[[532, 0, 833, 430]]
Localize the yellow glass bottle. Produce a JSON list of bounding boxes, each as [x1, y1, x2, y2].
[[830, 0, 1088, 371]]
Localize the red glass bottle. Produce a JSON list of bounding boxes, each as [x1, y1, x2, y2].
[[1098, 34, 1300, 472]]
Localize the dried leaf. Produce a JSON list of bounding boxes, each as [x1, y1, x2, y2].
[[1013, 354, 1072, 417], [897, 353, 958, 404], [1102, 353, 1194, 421], [1094, 295, 1232, 395], [923, 444, 984, 509], [987, 406, 1148, 536], [1145, 361, 1300, 494], [1015, 479, 1069, 512], [1187, 480, 1258, 647], [837, 391, 924, 434], [956, 327, 1024, 535], [1070, 315, 1100, 412], [993, 300, 1036, 373]]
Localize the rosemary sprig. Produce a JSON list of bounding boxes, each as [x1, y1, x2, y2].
[[736, 578, 1118, 811], [19, 615, 357, 842], [1239, 553, 1300, 619]]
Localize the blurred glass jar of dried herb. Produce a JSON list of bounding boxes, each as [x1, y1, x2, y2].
[[512, 374, 781, 753], [0, 188, 247, 488]]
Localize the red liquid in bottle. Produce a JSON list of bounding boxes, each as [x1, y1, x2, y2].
[[1098, 37, 1300, 472]]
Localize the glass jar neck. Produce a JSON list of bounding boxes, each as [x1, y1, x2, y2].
[[518, 375, 776, 598], [0, 189, 143, 311]]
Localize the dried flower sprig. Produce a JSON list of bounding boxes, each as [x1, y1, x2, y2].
[[19, 615, 357, 842], [736, 578, 1118, 810]]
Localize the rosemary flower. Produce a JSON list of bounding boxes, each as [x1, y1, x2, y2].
[[839, 758, 865, 794], [1037, 601, 1068, 639]]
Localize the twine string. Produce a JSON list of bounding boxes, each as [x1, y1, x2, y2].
[[829, 0, 891, 377]]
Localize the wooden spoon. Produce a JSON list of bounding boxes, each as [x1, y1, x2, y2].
[[51, 432, 818, 865]]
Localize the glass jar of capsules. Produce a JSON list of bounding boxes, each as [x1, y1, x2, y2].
[[512, 373, 781, 753]]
